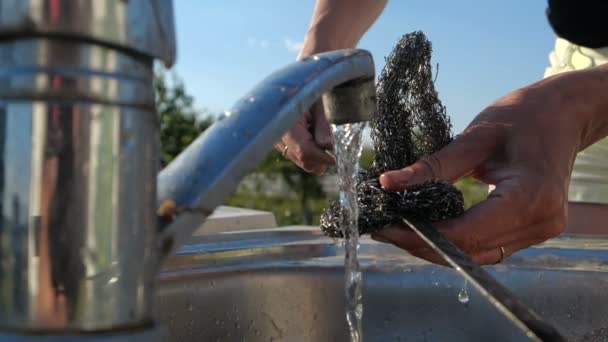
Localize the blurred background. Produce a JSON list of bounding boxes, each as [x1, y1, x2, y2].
[[157, 1, 557, 226]]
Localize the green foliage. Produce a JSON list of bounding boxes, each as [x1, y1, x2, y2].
[[360, 148, 375, 169], [237, 150, 327, 225], [226, 190, 330, 226], [455, 177, 488, 209], [155, 68, 213, 163]]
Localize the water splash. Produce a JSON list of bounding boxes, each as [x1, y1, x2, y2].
[[458, 279, 469, 304], [332, 122, 366, 342]]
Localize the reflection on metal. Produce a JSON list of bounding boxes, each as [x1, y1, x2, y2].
[[323, 76, 376, 125], [158, 228, 608, 341], [156, 49, 376, 253], [0, 39, 155, 105], [0, 0, 176, 66], [0, 0, 165, 335], [0, 328, 163, 342], [402, 219, 567, 342], [0, 103, 158, 331]]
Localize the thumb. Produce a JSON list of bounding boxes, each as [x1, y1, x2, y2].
[[379, 129, 496, 191]]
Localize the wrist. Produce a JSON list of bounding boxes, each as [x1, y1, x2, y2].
[[298, 26, 358, 60], [560, 65, 608, 149]]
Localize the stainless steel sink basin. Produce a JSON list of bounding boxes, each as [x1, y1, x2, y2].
[[157, 228, 608, 341]]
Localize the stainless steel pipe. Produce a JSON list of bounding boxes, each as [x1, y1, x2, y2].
[[0, 0, 174, 334]]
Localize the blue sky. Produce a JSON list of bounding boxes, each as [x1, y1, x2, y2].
[[173, 1, 556, 133]]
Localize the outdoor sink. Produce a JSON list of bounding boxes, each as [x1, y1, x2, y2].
[[157, 228, 608, 341]]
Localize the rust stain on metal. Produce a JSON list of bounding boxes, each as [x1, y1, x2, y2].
[[158, 199, 178, 218]]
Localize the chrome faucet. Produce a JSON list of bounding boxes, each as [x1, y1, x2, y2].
[[0, 1, 376, 340]]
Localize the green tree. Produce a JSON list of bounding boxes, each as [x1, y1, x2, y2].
[[155, 68, 213, 163], [256, 150, 326, 225]]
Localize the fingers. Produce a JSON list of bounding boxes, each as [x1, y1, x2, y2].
[[379, 126, 499, 191], [469, 236, 549, 265], [312, 103, 333, 150], [275, 100, 338, 174], [370, 187, 565, 266], [373, 181, 529, 252], [279, 116, 335, 174], [373, 222, 555, 266]]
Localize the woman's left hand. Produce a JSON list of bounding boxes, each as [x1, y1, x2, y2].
[[371, 69, 607, 265]]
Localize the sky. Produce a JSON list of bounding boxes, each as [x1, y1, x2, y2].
[[173, 1, 556, 134]]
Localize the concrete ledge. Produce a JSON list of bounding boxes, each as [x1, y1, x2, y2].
[[194, 206, 277, 234]]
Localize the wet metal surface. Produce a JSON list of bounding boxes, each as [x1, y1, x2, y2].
[[403, 219, 566, 341], [158, 228, 608, 341]]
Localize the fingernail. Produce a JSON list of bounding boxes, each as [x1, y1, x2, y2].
[[382, 168, 414, 187]]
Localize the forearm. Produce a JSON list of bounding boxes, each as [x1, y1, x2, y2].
[[299, 0, 387, 59]]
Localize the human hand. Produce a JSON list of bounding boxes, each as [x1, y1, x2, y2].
[[274, 102, 336, 174], [372, 73, 598, 265], [277, 0, 388, 173]]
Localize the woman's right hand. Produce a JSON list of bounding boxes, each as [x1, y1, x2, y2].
[[275, 0, 388, 173], [274, 104, 335, 174]]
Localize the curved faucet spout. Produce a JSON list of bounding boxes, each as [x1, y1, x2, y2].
[[156, 49, 376, 254]]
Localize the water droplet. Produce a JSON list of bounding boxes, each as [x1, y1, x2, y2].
[[248, 96, 256, 102], [280, 86, 287, 92], [349, 271, 362, 283], [458, 280, 469, 304], [333, 237, 345, 247], [355, 303, 363, 318], [458, 289, 469, 304], [234, 322, 240, 329], [187, 303, 193, 312], [215, 318, 220, 325]]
